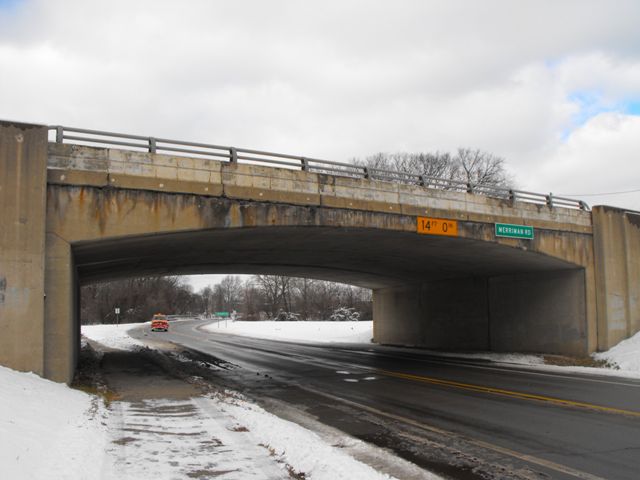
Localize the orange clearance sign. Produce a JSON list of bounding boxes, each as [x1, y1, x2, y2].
[[417, 216, 458, 237]]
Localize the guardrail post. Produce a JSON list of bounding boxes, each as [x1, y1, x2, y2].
[[579, 200, 589, 211], [466, 182, 474, 194], [301, 157, 309, 171], [546, 193, 554, 209], [509, 189, 517, 206], [55, 126, 64, 143], [419, 175, 427, 187], [148, 137, 157, 153], [229, 147, 238, 163], [363, 167, 370, 179]]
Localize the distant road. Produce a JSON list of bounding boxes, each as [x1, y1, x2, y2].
[[130, 319, 640, 480]]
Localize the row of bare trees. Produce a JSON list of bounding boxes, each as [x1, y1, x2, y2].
[[356, 149, 513, 190], [81, 276, 201, 325], [81, 275, 372, 324], [200, 275, 372, 321]]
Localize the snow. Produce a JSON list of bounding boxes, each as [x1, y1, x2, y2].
[[594, 330, 640, 372], [82, 323, 147, 350], [217, 391, 409, 480], [1, 362, 410, 480], [3, 322, 435, 479], [0, 365, 109, 480], [103, 397, 289, 480], [204, 320, 374, 343], [416, 350, 545, 366]]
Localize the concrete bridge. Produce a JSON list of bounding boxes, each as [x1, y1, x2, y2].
[[1, 121, 639, 383]]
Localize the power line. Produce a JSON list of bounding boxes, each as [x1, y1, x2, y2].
[[559, 188, 640, 197]]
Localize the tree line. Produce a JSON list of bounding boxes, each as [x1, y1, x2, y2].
[[356, 149, 513, 190], [81, 275, 372, 324]]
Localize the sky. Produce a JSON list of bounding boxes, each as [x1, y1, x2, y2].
[[1, 1, 639, 291]]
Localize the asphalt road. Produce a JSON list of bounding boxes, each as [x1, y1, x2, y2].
[[130, 319, 640, 480]]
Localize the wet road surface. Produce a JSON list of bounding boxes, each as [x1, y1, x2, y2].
[[129, 319, 640, 480]]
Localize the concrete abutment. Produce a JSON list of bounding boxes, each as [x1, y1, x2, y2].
[[0, 122, 48, 376], [593, 206, 640, 350], [373, 269, 588, 356]]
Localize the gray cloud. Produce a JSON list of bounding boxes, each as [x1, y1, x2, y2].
[[1, 0, 639, 209]]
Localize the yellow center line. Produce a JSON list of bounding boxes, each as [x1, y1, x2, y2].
[[376, 369, 640, 418]]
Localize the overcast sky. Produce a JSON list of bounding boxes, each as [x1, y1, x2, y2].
[[2, 1, 639, 291]]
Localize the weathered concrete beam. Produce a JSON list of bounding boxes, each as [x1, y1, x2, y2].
[[47, 143, 593, 234]]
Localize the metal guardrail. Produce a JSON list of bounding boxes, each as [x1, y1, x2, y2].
[[48, 125, 589, 211]]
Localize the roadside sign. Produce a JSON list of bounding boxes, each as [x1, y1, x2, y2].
[[115, 307, 120, 314], [417, 217, 458, 237], [495, 223, 534, 240], [214, 311, 230, 317]]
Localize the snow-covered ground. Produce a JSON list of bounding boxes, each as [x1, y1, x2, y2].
[[82, 322, 147, 350], [0, 365, 109, 480], [0, 323, 437, 479], [203, 320, 374, 343], [102, 392, 415, 480]]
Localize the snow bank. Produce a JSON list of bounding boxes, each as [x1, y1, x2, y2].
[[594, 329, 640, 373], [421, 351, 545, 366], [216, 392, 419, 480], [0, 365, 108, 480], [82, 323, 147, 350], [204, 320, 373, 343]]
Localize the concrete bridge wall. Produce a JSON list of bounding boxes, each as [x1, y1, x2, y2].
[[0, 121, 638, 383], [0, 122, 48, 376], [374, 269, 587, 356], [593, 206, 640, 350]]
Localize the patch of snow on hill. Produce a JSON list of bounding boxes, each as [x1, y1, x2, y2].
[[204, 320, 373, 343], [82, 323, 147, 350]]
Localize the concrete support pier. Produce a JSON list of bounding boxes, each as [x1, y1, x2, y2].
[[0, 122, 48, 376], [593, 206, 640, 350], [373, 269, 588, 357], [44, 233, 78, 382]]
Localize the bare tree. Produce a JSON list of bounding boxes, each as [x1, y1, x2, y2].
[[356, 149, 512, 190], [254, 275, 294, 318], [80, 276, 200, 324], [81, 273, 374, 325], [454, 148, 512, 189]]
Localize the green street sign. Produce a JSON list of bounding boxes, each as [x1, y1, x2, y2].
[[495, 223, 534, 240], [214, 311, 230, 317]]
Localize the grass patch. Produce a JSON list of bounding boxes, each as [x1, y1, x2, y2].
[[543, 354, 619, 369]]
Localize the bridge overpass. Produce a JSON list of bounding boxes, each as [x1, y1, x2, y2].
[[1, 120, 638, 383]]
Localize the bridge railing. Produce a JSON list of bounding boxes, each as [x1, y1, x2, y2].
[[48, 125, 589, 211]]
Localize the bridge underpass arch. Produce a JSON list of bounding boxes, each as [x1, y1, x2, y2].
[[44, 183, 592, 382]]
